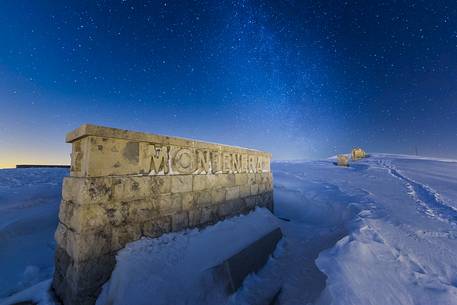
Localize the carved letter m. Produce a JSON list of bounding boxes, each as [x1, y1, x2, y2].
[[148, 145, 169, 174]]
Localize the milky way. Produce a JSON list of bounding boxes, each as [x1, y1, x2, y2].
[[0, 1, 456, 166]]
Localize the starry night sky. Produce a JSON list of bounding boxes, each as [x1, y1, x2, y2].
[[1, 1, 456, 167]]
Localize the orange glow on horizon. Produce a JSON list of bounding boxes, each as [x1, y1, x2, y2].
[[0, 154, 70, 170], [0, 163, 17, 169]]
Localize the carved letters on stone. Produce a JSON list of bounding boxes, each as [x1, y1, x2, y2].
[[196, 150, 211, 174], [174, 148, 194, 174], [148, 145, 169, 174], [145, 144, 269, 175]]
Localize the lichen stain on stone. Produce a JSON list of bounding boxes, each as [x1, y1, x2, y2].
[[123, 142, 139, 163], [131, 181, 140, 191], [88, 181, 112, 201], [113, 161, 121, 168], [97, 145, 103, 151]]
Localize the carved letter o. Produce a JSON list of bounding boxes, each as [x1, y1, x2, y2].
[[174, 148, 195, 174]]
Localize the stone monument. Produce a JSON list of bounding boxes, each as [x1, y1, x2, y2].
[[337, 155, 349, 166], [52, 124, 274, 305], [351, 147, 366, 160]]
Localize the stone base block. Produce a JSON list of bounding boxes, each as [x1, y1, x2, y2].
[[53, 247, 116, 305]]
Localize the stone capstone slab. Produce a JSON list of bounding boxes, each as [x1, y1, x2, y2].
[[67, 124, 271, 177]]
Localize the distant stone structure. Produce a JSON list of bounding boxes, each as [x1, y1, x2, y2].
[[351, 147, 366, 160], [337, 155, 349, 166], [53, 124, 274, 305], [16, 164, 70, 169]]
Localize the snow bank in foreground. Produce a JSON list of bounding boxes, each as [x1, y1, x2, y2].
[[317, 218, 457, 305], [0, 280, 54, 305], [96, 208, 280, 305], [0, 168, 67, 299]]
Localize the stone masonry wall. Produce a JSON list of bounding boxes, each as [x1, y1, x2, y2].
[[53, 124, 274, 305]]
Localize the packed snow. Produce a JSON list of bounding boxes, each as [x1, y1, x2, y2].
[[0, 168, 67, 300], [2, 154, 457, 305], [96, 208, 281, 305]]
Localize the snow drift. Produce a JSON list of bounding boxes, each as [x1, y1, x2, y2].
[[0, 168, 67, 299]]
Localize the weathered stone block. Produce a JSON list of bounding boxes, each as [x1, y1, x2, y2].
[[158, 193, 182, 215], [215, 173, 235, 188], [255, 173, 266, 184], [84, 136, 143, 177], [239, 184, 251, 198], [188, 209, 202, 227], [127, 198, 159, 223], [265, 172, 273, 183], [250, 184, 259, 195], [247, 173, 256, 185], [61, 177, 83, 202], [261, 191, 274, 211], [235, 173, 248, 186], [195, 190, 212, 207], [54, 248, 116, 304], [150, 176, 172, 194], [143, 216, 171, 238], [111, 224, 142, 251], [193, 174, 216, 191], [54, 248, 112, 305], [230, 198, 246, 213], [211, 187, 226, 204], [244, 196, 257, 209], [201, 206, 219, 225], [55, 223, 111, 262], [58, 201, 108, 233], [111, 176, 152, 202], [171, 175, 193, 193], [104, 201, 130, 227], [258, 183, 267, 194], [62, 177, 113, 205], [171, 212, 189, 232], [218, 201, 234, 218], [226, 186, 240, 201], [265, 181, 273, 192], [181, 192, 195, 210]]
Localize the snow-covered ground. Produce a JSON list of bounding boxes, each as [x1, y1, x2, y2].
[[2, 154, 457, 305], [96, 208, 282, 305], [0, 168, 67, 300]]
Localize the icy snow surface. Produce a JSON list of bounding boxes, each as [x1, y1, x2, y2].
[[2, 154, 457, 305], [96, 208, 282, 305], [0, 168, 67, 300]]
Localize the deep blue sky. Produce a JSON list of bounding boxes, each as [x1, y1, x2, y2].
[[1, 1, 456, 167]]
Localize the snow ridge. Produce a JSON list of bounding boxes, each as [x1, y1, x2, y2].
[[381, 160, 457, 225]]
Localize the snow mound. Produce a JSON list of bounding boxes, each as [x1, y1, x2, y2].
[[96, 208, 280, 305], [0, 168, 67, 300], [313, 154, 457, 305]]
